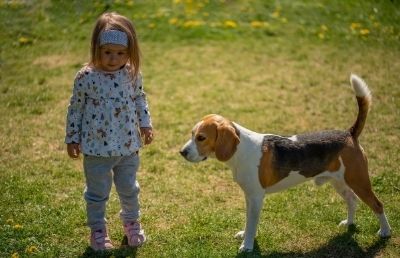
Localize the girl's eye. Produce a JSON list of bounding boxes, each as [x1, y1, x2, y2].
[[104, 51, 111, 55], [196, 135, 206, 142]]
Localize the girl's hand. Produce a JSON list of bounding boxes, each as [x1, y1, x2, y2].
[[140, 127, 154, 145], [67, 143, 81, 158]]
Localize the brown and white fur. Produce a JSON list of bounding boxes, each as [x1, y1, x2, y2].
[[180, 74, 391, 252]]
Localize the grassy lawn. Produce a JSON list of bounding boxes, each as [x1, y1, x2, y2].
[[0, 0, 399, 257]]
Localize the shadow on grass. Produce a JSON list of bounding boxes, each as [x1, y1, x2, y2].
[[79, 236, 138, 258], [236, 226, 390, 258]]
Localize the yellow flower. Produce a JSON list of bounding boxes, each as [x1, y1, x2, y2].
[[224, 20, 237, 28], [148, 23, 156, 29], [350, 22, 361, 30], [360, 29, 370, 36], [272, 10, 280, 18], [26, 245, 38, 254], [318, 32, 325, 39], [13, 224, 23, 230], [250, 21, 264, 28], [169, 18, 178, 25], [126, 0, 134, 6], [320, 25, 328, 31], [183, 20, 203, 28], [280, 17, 287, 23], [18, 37, 30, 44]]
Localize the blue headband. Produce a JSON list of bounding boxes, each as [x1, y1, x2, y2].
[[99, 30, 128, 47]]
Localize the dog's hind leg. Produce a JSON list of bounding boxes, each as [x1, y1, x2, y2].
[[330, 179, 358, 227], [345, 178, 391, 237], [342, 155, 392, 237]]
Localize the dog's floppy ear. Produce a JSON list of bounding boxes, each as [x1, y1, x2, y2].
[[215, 123, 240, 162]]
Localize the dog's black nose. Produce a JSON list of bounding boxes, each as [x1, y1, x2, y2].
[[180, 149, 188, 157]]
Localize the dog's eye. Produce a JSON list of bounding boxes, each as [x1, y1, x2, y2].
[[196, 135, 206, 142]]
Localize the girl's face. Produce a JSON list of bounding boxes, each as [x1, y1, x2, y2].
[[98, 44, 129, 72]]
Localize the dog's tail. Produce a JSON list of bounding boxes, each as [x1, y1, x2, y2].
[[349, 74, 372, 139]]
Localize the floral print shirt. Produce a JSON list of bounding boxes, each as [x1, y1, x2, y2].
[[65, 65, 152, 157]]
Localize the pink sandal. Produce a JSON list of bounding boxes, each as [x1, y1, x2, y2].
[[123, 221, 146, 247], [90, 228, 113, 251]]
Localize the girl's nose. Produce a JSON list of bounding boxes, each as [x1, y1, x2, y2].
[[110, 54, 117, 61]]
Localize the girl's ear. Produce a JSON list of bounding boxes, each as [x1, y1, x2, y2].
[[215, 123, 240, 162]]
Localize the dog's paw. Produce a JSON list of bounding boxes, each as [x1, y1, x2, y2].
[[235, 231, 245, 240], [239, 243, 253, 253], [338, 219, 354, 227], [378, 228, 391, 238]]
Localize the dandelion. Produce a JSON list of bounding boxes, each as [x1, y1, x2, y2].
[[126, 0, 134, 6], [18, 37, 31, 45], [11, 253, 19, 258], [318, 32, 325, 39], [280, 17, 287, 23], [272, 10, 280, 18], [148, 23, 156, 29], [250, 21, 265, 28], [13, 224, 23, 230], [271, 5, 282, 18], [169, 18, 179, 25], [26, 245, 38, 254], [350, 22, 361, 31], [360, 29, 370, 36], [250, 21, 260, 27], [224, 20, 237, 28], [183, 20, 203, 28]]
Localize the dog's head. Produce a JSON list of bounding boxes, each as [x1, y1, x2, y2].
[[180, 114, 240, 163]]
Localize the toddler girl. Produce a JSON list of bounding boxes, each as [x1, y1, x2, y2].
[[65, 12, 153, 251]]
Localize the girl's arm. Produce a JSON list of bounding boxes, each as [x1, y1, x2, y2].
[[65, 71, 86, 145], [133, 74, 152, 128]]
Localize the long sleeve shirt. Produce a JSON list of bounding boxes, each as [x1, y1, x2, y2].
[[65, 65, 152, 157]]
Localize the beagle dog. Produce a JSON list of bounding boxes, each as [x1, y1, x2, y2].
[[180, 75, 391, 252]]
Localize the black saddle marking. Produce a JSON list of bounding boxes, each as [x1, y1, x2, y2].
[[263, 130, 350, 178]]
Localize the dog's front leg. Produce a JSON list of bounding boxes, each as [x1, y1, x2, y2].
[[236, 194, 264, 252]]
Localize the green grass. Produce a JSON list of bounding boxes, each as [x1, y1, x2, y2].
[[1, 0, 399, 257]]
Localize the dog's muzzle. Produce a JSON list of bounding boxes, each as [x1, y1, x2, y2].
[[179, 140, 208, 162]]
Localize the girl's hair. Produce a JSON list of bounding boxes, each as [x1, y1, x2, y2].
[[90, 12, 141, 80]]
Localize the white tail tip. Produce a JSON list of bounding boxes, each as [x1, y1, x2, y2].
[[350, 74, 371, 98]]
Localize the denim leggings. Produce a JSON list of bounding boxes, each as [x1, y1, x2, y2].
[[83, 152, 140, 231]]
